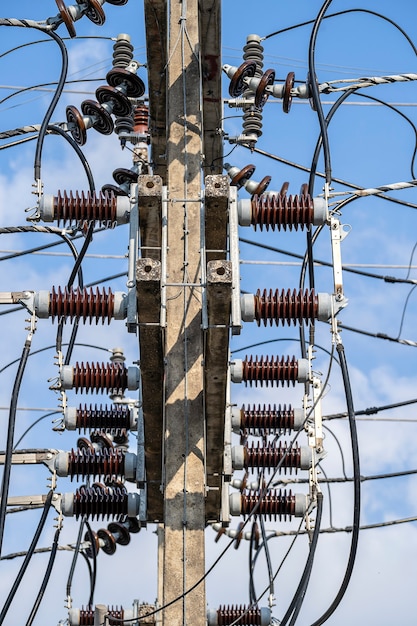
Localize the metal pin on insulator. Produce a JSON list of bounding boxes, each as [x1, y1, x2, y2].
[[231, 355, 309, 387], [242, 175, 272, 196], [60, 362, 140, 394], [39, 191, 130, 227], [54, 448, 136, 481], [224, 162, 256, 188], [34, 287, 127, 323], [207, 605, 271, 626], [230, 489, 307, 520], [232, 404, 304, 435], [64, 404, 136, 432], [61, 484, 140, 519], [232, 442, 312, 473], [238, 193, 327, 230], [240, 289, 333, 326], [68, 605, 133, 626]]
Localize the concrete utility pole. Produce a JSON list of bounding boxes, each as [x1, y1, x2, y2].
[[162, 1, 206, 625]]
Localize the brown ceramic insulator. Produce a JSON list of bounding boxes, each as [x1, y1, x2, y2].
[[53, 190, 118, 227], [254, 288, 319, 326], [67, 448, 125, 481], [83, 530, 100, 558], [72, 362, 128, 394], [49, 287, 115, 324], [244, 442, 301, 474], [230, 164, 255, 188], [75, 404, 131, 433], [240, 404, 295, 434], [216, 605, 265, 626], [78, 606, 124, 625], [254, 69, 275, 109], [72, 484, 128, 520], [229, 61, 257, 97], [240, 489, 296, 521], [55, 0, 76, 38], [107, 521, 131, 545], [283, 71, 295, 113], [234, 521, 245, 550], [90, 431, 114, 449], [84, 0, 106, 26], [242, 355, 299, 387], [251, 192, 314, 231], [97, 528, 117, 554], [133, 104, 149, 134]]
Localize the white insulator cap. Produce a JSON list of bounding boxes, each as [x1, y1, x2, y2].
[[115, 195, 131, 224], [294, 83, 310, 99], [295, 493, 308, 517], [127, 492, 141, 517], [231, 477, 259, 491], [267, 83, 285, 99], [231, 445, 245, 470], [230, 359, 243, 383], [297, 358, 309, 383], [229, 491, 242, 516], [240, 294, 255, 322], [54, 451, 69, 477], [124, 452, 137, 481], [68, 609, 81, 626], [34, 291, 50, 318], [113, 292, 128, 319], [127, 366, 140, 390], [312, 197, 328, 224], [300, 446, 313, 470], [39, 194, 55, 222], [317, 292, 333, 321], [61, 492, 74, 517], [60, 365, 74, 390], [237, 198, 252, 226], [231, 406, 241, 433], [64, 406, 77, 430], [293, 408, 305, 431]]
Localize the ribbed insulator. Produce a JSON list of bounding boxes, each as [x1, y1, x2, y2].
[[77, 606, 124, 625], [251, 192, 314, 231], [114, 115, 134, 135], [254, 288, 319, 326], [75, 404, 131, 432], [112, 37, 134, 68], [244, 442, 301, 474], [240, 489, 295, 520], [133, 103, 149, 134], [242, 107, 263, 138], [67, 448, 125, 480], [240, 404, 295, 434], [242, 355, 299, 387], [49, 287, 116, 324], [216, 605, 265, 626], [72, 362, 129, 394], [53, 190, 118, 227], [72, 484, 128, 520], [243, 36, 264, 78]]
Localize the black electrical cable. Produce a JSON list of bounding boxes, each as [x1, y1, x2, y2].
[[0, 78, 105, 109], [25, 526, 61, 626], [259, 513, 274, 600], [0, 336, 32, 556], [33, 30, 68, 182], [66, 518, 86, 599], [13, 411, 61, 449], [325, 395, 417, 420], [279, 493, 323, 626], [248, 521, 258, 604], [263, 9, 417, 57], [310, 344, 360, 626], [48, 124, 95, 191], [84, 519, 97, 607], [0, 490, 53, 622], [322, 424, 348, 479]]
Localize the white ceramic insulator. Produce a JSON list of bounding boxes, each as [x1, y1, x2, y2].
[[230, 359, 243, 383], [34, 291, 50, 318], [127, 366, 140, 390], [64, 406, 77, 430]]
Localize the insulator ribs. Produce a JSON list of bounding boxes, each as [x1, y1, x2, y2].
[[251, 192, 314, 230], [72, 484, 128, 520], [240, 489, 296, 520], [52, 190, 118, 227], [242, 355, 301, 387], [239, 404, 296, 434], [67, 448, 125, 480], [72, 404, 131, 432], [254, 288, 318, 326], [216, 605, 266, 626], [243, 442, 301, 473], [49, 287, 116, 324], [71, 362, 129, 394]]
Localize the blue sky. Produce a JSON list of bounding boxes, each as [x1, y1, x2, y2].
[[1, 1, 417, 624]]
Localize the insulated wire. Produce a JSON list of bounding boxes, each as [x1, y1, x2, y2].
[[25, 526, 61, 626], [310, 344, 360, 626], [0, 490, 54, 623], [0, 336, 32, 556]]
